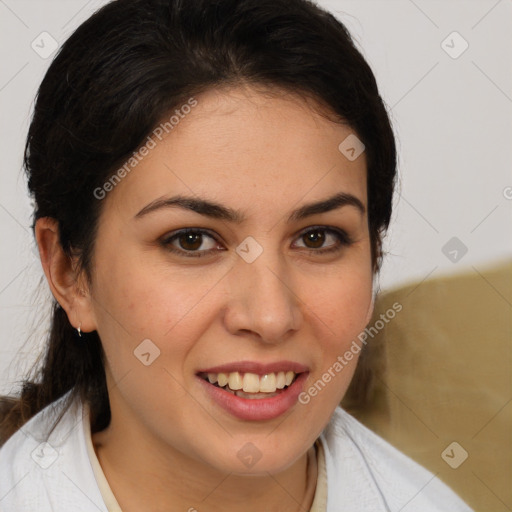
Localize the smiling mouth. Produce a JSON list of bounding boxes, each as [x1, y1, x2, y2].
[[198, 371, 300, 399]]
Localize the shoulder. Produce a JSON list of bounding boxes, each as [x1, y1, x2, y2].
[[320, 407, 474, 512], [0, 392, 106, 512]]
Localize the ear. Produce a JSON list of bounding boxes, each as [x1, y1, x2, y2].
[[35, 217, 97, 334]]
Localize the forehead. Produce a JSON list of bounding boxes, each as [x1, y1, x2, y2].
[[104, 85, 367, 221]]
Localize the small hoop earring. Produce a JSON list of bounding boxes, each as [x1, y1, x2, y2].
[[77, 323, 82, 337]]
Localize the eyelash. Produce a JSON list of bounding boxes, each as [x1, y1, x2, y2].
[[160, 226, 353, 259]]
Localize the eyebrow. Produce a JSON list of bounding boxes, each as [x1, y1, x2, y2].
[[134, 192, 365, 223]]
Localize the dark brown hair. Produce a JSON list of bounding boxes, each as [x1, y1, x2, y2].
[[0, 0, 396, 445]]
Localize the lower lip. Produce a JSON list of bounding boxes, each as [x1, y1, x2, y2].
[[197, 373, 309, 421]]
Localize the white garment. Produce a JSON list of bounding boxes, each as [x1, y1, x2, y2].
[[0, 391, 473, 511]]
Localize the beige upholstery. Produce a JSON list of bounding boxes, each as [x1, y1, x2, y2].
[[342, 260, 512, 512]]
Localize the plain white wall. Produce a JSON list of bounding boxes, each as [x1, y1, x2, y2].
[[1, 0, 511, 394]]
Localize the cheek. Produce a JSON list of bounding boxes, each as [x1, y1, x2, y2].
[[304, 260, 373, 399], [91, 252, 221, 368], [311, 262, 373, 340], [95, 249, 169, 328], [90, 255, 212, 418]]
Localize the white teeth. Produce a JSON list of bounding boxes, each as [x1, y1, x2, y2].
[[228, 372, 243, 390], [217, 373, 228, 387], [205, 370, 298, 394], [242, 373, 260, 393], [276, 371, 286, 389], [259, 373, 276, 393]]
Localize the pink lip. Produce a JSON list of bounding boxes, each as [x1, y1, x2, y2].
[[197, 360, 309, 376], [197, 371, 309, 421]]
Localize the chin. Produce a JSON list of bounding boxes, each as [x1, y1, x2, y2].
[[198, 434, 312, 477]]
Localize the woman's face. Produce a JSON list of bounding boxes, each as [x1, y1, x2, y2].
[[86, 85, 373, 475]]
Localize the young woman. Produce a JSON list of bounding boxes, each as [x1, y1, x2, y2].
[[0, 0, 473, 510]]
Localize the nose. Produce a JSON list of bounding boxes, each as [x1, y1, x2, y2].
[[222, 248, 303, 344]]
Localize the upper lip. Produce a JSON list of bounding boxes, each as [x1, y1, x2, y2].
[[197, 361, 309, 376]]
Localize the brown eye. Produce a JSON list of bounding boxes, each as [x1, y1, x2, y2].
[[302, 230, 325, 249], [293, 227, 352, 254], [178, 232, 203, 251], [161, 229, 221, 257]]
